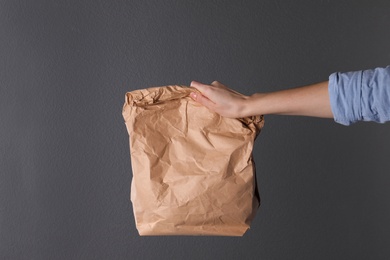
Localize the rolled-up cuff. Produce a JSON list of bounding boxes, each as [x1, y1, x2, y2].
[[328, 70, 363, 126], [360, 66, 390, 123]]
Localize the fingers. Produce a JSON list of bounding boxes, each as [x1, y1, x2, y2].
[[189, 81, 217, 109], [189, 91, 215, 109], [190, 80, 224, 96]]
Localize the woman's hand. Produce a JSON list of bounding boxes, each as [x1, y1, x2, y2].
[[189, 81, 251, 118]]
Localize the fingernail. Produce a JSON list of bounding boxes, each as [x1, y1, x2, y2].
[[190, 81, 198, 86], [190, 92, 197, 99]]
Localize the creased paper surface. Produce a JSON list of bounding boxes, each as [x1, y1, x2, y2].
[[122, 85, 264, 236]]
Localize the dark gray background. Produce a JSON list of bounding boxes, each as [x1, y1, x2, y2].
[[1, 0, 390, 259]]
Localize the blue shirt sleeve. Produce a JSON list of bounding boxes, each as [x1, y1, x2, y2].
[[328, 65, 390, 126]]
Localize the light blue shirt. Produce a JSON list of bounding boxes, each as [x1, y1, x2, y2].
[[328, 65, 390, 125]]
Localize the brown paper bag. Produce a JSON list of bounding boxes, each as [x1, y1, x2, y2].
[[122, 85, 264, 236]]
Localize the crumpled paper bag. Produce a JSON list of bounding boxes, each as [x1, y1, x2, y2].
[[122, 85, 264, 236]]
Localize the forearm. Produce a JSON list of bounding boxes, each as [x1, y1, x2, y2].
[[243, 81, 333, 118]]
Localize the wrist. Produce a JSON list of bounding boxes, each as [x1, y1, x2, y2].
[[240, 93, 264, 117]]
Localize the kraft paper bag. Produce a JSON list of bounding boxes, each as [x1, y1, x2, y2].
[[122, 85, 264, 236]]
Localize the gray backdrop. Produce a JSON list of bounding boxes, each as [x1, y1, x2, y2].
[[1, 0, 390, 259]]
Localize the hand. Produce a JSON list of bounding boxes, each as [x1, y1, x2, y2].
[[189, 81, 250, 118]]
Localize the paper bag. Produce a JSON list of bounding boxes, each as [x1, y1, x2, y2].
[[122, 85, 264, 236]]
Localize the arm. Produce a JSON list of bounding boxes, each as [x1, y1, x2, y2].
[[189, 80, 333, 119], [190, 66, 390, 124]]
